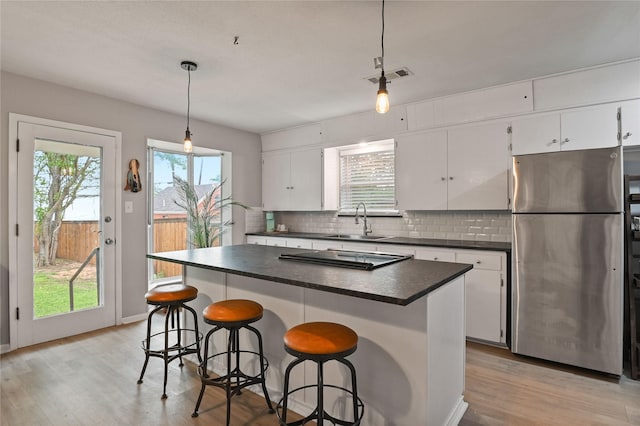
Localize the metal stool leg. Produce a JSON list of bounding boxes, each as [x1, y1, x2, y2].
[[183, 304, 203, 363], [281, 357, 305, 424], [247, 324, 275, 413], [137, 305, 162, 384], [341, 358, 360, 424], [192, 326, 217, 417]]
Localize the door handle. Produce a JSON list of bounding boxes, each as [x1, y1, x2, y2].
[[105, 238, 114, 245]]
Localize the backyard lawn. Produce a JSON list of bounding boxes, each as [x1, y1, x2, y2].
[[33, 259, 99, 318]]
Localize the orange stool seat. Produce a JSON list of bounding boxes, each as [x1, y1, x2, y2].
[[137, 283, 202, 399], [203, 299, 263, 324], [278, 322, 363, 425], [284, 322, 358, 356], [144, 283, 198, 304]]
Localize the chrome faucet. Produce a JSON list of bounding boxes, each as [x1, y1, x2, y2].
[[355, 202, 372, 236]]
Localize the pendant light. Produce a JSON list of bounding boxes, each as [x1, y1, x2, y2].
[[181, 60, 197, 153], [375, 0, 389, 114]]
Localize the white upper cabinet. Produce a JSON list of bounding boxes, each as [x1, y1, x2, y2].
[[560, 104, 619, 151], [407, 81, 533, 131], [262, 152, 291, 210], [396, 131, 448, 210], [510, 113, 561, 155], [261, 123, 322, 151], [320, 108, 407, 144], [396, 123, 510, 211], [447, 122, 511, 210], [511, 103, 620, 155], [621, 99, 640, 147], [262, 148, 322, 211], [534, 60, 640, 111]]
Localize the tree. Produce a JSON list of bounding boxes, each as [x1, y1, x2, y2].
[[172, 176, 246, 248], [154, 151, 187, 194], [33, 152, 98, 266]]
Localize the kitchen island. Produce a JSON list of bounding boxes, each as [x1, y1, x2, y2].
[[148, 244, 473, 425]]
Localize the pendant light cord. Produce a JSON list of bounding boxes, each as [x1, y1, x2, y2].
[[381, 0, 385, 73], [186, 68, 191, 130]]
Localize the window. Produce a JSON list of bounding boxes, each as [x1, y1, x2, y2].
[[146, 140, 231, 285], [338, 139, 396, 213]]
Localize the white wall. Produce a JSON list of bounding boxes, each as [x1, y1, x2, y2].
[[0, 71, 262, 345]]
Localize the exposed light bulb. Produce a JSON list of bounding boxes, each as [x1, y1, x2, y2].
[[376, 74, 389, 114], [183, 129, 193, 153]]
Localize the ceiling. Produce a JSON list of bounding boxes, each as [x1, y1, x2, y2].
[[2, 1, 639, 135]]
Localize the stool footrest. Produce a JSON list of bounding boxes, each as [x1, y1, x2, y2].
[[276, 383, 364, 426], [198, 350, 269, 396], [140, 329, 202, 358]]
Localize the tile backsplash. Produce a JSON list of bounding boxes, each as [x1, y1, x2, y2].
[[263, 210, 512, 242]]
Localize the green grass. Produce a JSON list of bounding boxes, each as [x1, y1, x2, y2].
[[33, 271, 99, 318]]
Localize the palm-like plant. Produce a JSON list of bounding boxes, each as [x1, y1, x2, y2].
[[172, 176, 247, 248]]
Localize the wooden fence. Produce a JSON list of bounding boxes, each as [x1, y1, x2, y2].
[[46, 218, 217, 278], [153, 218, 187, 278], [50, 221, 100, 265]]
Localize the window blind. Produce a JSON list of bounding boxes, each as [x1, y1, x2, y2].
[[339, 148, 395, 211]]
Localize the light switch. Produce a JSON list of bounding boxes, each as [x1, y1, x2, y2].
[[125, 201, 133, 213]]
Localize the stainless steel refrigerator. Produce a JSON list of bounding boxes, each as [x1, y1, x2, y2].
[[512, 147, 623, 375]]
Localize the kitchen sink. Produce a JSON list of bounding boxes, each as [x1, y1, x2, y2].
[[324, 234, 393, 241]]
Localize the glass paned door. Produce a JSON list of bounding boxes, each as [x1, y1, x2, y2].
[[15, 122, 116, 348], [147, 147, 222, 286]]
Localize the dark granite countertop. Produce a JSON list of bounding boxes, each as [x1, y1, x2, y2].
[[246, 231, 511, 252], [147, 244, 472, 306]]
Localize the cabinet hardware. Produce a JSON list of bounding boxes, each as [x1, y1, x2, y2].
[[476, 260, 481, 264], [501, 278, 504, 287], [16, 307, 20, 320], [563, 138, 570, 143], [449, 176, 454, 180], [16, 138, 20, 152], [624, 132, 633, 140], [507, 125, 512, 134], [550, 139, 558, 144], [500, 329, 504, 338], [15, 224, 19, 236], [434, 257, 438, 261], [441, 177, 446, 181]]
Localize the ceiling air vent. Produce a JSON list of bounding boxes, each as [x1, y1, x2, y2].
[[365, 67, 413, 84]]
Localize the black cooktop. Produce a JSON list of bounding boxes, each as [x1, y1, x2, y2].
[[279, 249, 413, 270]]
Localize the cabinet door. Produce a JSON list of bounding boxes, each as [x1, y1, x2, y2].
[[395, 131, 448, 210], [262, 152, 291, 211], [447, 122, 510, 210], [621, 100, 640, 147], [464, 269, 503, 343], [265, 237, 287, 247], [560, 104, 619, 151], [286, 238, 313, 249], [511, 113, 561, 155], [246, 236, 266, 245], [290, 149, 322, 211], [311, 240, 342, 250], [414, 247, 455, 262]]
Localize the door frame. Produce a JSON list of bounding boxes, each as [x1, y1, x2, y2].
[[7, 113, 123, 351]]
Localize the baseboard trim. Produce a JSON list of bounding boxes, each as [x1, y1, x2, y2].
[[446, 396, 469, 426], [121, 313, 148, 324], [1, 344, 11, 354]]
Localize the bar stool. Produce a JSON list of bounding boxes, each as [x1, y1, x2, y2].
[[137, 283, 202, 399], [277, 322, 364, 426], [192, 299, 274, 425]]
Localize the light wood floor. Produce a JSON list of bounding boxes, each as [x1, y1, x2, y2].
[[1, 322, 639, 425]]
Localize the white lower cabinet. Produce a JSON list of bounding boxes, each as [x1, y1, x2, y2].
[[246, 236, 266, 245], [244, 236, 507, 345], [455, 251, 506, 345]]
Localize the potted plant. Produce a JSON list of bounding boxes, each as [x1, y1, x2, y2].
[[172, 175, 247, 248]]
